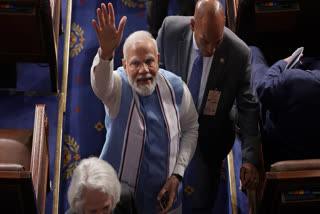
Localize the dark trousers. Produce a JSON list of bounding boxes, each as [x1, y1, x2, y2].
[[190, 148, 222, 214]]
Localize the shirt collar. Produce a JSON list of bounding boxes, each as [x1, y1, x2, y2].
[[192, 33, 199, 51]]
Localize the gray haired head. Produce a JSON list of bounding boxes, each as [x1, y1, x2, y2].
[[123, 30, 158, 60], [67, 157, 121, 214]]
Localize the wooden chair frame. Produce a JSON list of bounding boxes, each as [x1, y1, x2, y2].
[[0, 104, 50, 214]]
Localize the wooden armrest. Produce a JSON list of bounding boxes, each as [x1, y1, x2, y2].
[[267, 170, 320, 180], [270, 159, 320, 172]]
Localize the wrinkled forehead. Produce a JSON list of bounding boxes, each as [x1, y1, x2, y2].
[[127, 39, 158, 58]]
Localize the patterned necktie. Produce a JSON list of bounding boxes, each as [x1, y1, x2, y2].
[[188, 50, 203, 105]]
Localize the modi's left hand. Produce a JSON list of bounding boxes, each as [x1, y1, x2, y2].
[[240, 162, 259, 190], [157, 175, 180, 214]]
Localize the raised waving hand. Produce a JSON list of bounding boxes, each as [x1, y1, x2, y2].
[[92, 3, 127, 60]]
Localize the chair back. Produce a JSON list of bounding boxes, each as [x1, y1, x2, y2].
[[261, 159, 320, 214], [0, 104, 50, 214]]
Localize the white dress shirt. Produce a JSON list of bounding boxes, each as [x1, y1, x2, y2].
[[187, 34, 214, 110]]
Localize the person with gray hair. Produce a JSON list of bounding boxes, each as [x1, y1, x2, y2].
[[90, 2, 198, 214], [66, 157, 138, 214]]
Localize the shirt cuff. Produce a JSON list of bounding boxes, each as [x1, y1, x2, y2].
[[173, 164, 186, 178], [93, 51, 114, 75]]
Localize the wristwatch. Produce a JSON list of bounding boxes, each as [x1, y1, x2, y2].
[[172, 173, 183, 182]]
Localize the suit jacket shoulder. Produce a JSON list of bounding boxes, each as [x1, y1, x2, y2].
[[220, 27, 250, 62], [157, 16, 193, 80], [162, 16, 190, 33]]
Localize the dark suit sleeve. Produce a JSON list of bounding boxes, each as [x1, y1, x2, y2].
[[236, 50, 261, 167], [113, 183, 139, 214], [156, 17, 167, 70], [255, 60, 289, 111], [249, 46, 270, 90]]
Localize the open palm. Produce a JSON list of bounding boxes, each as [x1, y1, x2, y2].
[[92, 3, 127, 60]]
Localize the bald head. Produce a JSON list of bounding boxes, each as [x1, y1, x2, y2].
[[195, 0, 224, 20], [190, 0, 225, 56]]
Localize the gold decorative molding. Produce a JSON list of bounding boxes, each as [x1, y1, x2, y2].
[[62, 135, 80, 180], [70, 23, 86, 58]]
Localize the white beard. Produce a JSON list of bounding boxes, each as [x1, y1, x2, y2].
[[128, 73, 158, 96]]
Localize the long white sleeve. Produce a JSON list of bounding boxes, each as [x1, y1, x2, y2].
[[90, 50, 122, 118], [173, 82, 199, 177], [91, 49, 198, 177]]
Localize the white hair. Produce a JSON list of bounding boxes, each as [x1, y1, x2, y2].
[[128, 72, 158, 96], [67, 157, 121, 214], [123, 30, 158, 60]]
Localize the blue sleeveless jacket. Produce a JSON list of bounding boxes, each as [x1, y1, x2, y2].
[[100, 67, 184, 214]]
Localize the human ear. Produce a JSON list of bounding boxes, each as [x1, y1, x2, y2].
[[122, 59, 128, 75], [190, 18, 195, 32]]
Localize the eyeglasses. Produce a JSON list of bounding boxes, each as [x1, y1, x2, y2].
[[127, 57, 157, 70]]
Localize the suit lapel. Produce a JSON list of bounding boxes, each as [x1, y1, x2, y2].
[[210, 48, 227, 88], [199, 29, 228, 113], [178, 27, 193, 82]]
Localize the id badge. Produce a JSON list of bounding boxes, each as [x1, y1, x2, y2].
[[203, 90, 221, 116]]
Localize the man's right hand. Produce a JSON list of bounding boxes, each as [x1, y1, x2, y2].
[[92, 3, 127, 60], [240, 162, 259, 190]]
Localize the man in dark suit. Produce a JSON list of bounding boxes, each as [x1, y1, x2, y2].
[[250, 46, 320, 171], [156, 0, 261, 212]]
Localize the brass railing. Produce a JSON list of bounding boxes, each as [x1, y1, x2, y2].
[[52, 0, 73, 213], [227, 149, 238, 214]]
